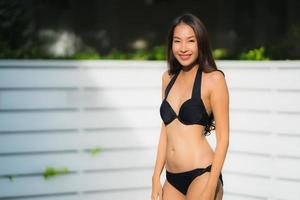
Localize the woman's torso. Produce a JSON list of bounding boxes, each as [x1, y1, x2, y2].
[[161, 66, 215, 173]]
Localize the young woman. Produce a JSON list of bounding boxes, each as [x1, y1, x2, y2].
[[151, 14, 229, 200]]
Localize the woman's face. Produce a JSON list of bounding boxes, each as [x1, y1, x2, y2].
[[172, 23, 199, 68]]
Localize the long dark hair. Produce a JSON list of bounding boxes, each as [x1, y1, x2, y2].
[[166, 13, 224, 136]]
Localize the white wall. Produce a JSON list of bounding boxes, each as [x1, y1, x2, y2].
[[0, 60, 299, 200], [219, 61, 300, 200]]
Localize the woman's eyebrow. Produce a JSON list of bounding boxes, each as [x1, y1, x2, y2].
[[173, 36, 196, 39]]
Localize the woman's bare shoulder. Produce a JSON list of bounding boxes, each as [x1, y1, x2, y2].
[[162, 69, 173, 86], [205, 70, 227, 91], [208, 70, 225, 82]]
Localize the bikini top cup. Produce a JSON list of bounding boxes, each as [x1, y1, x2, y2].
[[160, 67, 210, 126]]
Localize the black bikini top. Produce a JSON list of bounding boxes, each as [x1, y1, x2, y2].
[[160, 66, 210, 126]]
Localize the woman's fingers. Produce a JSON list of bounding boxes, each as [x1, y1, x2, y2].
[[151, 192, 158, 200], [158, 188, 163, 200]]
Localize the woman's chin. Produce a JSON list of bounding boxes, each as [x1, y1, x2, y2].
[[177, 60, 190, 66], [178, 60, 197, 68]]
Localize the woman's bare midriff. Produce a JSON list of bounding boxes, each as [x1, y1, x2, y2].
[[165, 119, 214, 173]]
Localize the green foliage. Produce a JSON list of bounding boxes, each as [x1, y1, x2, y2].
[[0, 42, 42, 59], [238, 46, 270, 60], [149, 45, 166, 60], [213, 48, 229, 60], [71, 51, 101, 59], [104, 49, 128, 60], [128, 49, 150, 60], [89, 147, 102, 156], [7, 175, 15, 181], [0, 43, 167, 60], [0, 41, 279, 61], [43, 166, 70, 180], [1, 175, 16, 181], [102, 46, 165, 60]]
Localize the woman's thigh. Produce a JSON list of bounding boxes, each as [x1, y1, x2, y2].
[[186, 172, 209, 200], [215, 180, 223, 200], [162, 180, 185, 200], [186, 173, 223, 200]]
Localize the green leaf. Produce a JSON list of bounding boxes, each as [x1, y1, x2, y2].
[[3, 175, 16, 181], [90, 147, 102, 156], [43, 166, 70, 180], [239, 46, 270, 60]]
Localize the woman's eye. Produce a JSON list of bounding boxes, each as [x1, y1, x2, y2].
[[189, 40, 195, 42], [173, 40, 180, 43]]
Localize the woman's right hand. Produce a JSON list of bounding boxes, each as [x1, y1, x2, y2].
[[151, 176, 163, 200]]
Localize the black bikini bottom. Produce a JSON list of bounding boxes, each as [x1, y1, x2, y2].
[[166, 165, 223, 195]]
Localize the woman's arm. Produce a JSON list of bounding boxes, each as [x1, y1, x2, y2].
[[152, 70, 169, 180], [152, 122, 167, 179], [206, 71, 230, 191]]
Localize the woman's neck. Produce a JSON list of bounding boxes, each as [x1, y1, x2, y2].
[[181, 64, 199, 74], [179, 64, 199, 81]]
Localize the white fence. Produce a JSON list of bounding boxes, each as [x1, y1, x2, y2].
[[0, 60, 299, 200]]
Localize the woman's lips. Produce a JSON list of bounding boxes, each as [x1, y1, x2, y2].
[[179, 54, 191, 60]]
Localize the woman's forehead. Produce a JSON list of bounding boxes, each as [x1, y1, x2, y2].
[[173, 23, 196, 38]]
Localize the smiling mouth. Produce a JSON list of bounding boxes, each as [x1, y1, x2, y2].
[[179, 54, 192, 60]]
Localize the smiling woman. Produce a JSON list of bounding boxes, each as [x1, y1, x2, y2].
[[151, 13, 229, 200], [172, 24, 199, 66]]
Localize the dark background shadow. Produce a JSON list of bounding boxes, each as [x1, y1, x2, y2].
[[1, 0, 300, 59]]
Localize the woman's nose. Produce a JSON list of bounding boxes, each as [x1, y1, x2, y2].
[[180, 43, 188, 52]]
